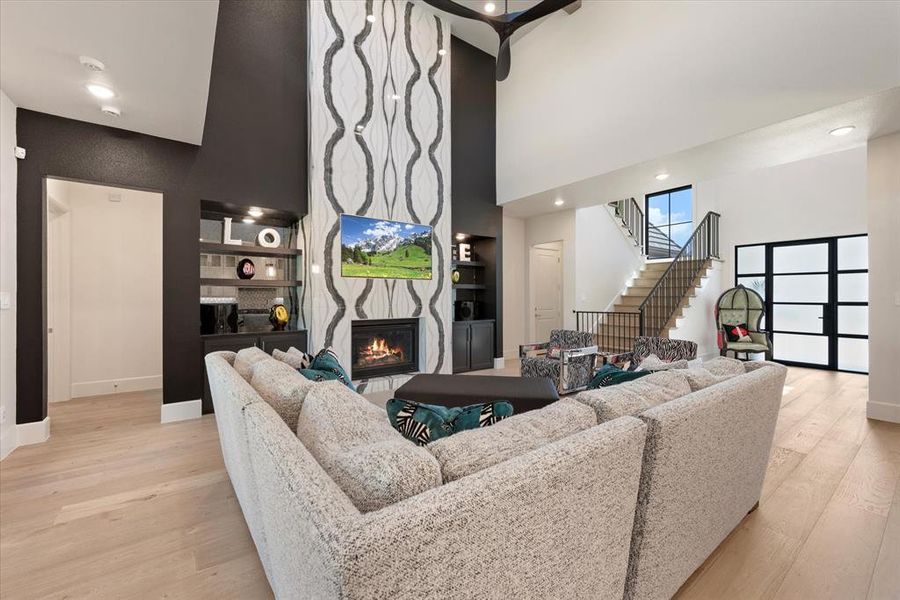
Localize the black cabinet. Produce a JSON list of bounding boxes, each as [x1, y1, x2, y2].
[[452, 320, 494, 373], [201, 330, 308, 413]]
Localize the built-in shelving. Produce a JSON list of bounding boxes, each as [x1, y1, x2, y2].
[[452, 283, 486, 290], [452, 260, 485, 268], [200, 241, 302, 257], [200, 278, 302, 288]]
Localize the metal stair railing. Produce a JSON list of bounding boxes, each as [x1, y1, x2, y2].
[[608, 198, 645, 254], [638, 211, 721, 337]]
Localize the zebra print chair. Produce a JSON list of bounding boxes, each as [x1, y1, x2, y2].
[[632, 336, 698, 367], [519, 329, 599, 394]]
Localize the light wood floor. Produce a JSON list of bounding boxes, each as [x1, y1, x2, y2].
[[1, 367, 898, 599]]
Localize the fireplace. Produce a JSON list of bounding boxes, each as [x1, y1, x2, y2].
[[351, 319, 420, 379]]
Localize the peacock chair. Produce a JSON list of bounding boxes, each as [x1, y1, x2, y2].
[[715, 285, 772, 360]]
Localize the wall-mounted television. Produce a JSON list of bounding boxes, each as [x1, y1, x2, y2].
[[340, 214, 433, 280]]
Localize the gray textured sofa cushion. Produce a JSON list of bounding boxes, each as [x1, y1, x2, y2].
[[678, 367, 734, 392], [233, 346, 271, 381], [248, 357, 316, 430], [575, 370, 692, 422], [702, 356, 747, 377], [296, 381, 442, 512], [426, 398, 597, 482], [639, 354, 689, 371], [272, 347, 309, 370]]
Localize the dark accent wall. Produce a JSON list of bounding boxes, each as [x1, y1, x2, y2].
[[450, 36, 501, 356], [15, 0, 307, 424]]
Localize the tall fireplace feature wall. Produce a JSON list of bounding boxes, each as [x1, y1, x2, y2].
[[304, 0, 452, 392]]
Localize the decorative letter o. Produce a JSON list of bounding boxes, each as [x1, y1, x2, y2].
[[258, 228, 281, 248]]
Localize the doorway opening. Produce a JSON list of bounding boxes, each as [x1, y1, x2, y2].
[[529, 241, 563, 343], [45, 178, 163, 416]]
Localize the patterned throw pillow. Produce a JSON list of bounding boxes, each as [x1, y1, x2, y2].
[[298, 347, 355, 391], [386, 399, 514, 446], [725, 323, 752, 342], [587, 364, 652, 389]]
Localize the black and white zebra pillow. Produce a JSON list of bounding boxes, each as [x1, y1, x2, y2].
[[386, 399, 514, 446]]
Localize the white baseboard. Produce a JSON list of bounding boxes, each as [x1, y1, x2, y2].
[[867, 401, 900, 424], [0, 432, 17, 461], [161, 399, 202, 424], [17, 417, 50, 446], [493, 357, 505, 370], [71, 375, 162, 398]]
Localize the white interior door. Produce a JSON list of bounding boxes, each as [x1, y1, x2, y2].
[[47, 200, 71, 403], [531, 245, 562, 342]]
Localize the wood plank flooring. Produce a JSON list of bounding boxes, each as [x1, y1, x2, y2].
[[0, 367, 897, 599]]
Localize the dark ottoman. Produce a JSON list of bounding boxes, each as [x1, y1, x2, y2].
[[394, 374, 560, 414]]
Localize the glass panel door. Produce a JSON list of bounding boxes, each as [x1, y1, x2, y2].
[[735, 234, 868, 373], [770, 240, 831, 367]]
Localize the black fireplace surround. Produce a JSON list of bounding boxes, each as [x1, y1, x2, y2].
[[351, 319, 420, 379]]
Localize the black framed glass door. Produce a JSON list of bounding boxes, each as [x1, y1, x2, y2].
[[735, 234, 868, 373]]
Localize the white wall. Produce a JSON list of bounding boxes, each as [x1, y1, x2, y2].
[[671, 147, 868, 354], [61, 180, 163, 397], [497, 1, 900, 203], [501, 215, 526, 357], [574, 204, 645, 312], [0, 90, 17, 459], [867, 133, 900, 423]]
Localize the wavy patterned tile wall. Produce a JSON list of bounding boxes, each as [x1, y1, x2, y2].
[[306, 0, 452, 390]]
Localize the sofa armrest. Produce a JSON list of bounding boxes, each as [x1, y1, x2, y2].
[[625, 365, 787, 600], [559, 344, 599, 364], [343, 417, 648, 599], [519, 341, 549, 358]]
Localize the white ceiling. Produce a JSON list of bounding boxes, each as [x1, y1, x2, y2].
[[503, 86, 900, 218], [496, 1, 900, 207], [419, 0, 548, 56], [0, 0, 218, 145]]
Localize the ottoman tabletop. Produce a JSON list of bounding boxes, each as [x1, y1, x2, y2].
[[394, 374, 560, 414]]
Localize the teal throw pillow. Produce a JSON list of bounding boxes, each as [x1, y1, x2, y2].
[[297, 347, 356, 391], [386, 399, 514, 446], [587, 364, 652, 389]]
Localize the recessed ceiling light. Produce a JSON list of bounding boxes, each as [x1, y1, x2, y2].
[[366, 14, 375, 23], [355, 124, 365, 133], [484, 2, 496, 13], [554, 198, 565, 206], [242, 217, 256, 224], [455, 233, 467, 241], [655, 173, 670, 181], [391, 93, 401, 101], [829, 125, 855, 136], [79, 55, 105, 72], [438, 48, 447, 56], [101, 106, 120, 117], [86, 83, 115, 99], [247, 207, 264, 218]]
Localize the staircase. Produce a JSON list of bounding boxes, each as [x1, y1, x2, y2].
[[575, 209, 721, 353]]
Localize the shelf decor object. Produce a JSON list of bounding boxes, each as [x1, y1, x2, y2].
[[237, 258, 256, 279]]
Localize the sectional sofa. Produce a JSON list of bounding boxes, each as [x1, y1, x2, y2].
[[205, 347, 786, 600]]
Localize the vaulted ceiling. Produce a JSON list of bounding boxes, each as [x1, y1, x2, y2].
[[0, 0, 218, 144]]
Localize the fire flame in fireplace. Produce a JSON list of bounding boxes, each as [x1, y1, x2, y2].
[[357, 337, 405, 366]]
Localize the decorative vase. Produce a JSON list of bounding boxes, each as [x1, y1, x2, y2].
[[269, 303, 289, 331], [237, 258, 255, 279]]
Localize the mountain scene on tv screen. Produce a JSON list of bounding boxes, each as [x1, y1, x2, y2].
[[340, 216, 432, 280]]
